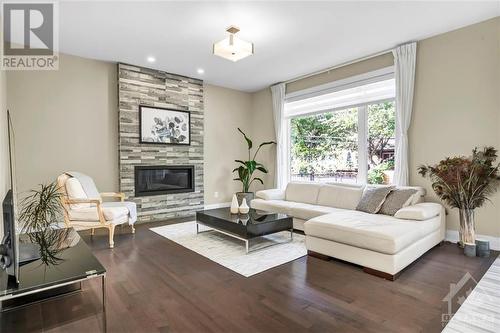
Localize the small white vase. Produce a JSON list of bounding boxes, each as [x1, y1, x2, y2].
[[239, 198, 250, 214], [230, 194, 239, 214]]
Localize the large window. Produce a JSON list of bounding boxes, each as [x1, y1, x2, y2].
[[367, 102, 395, 184], [285, 70, 396, 185], [291, 108, 358, 183]]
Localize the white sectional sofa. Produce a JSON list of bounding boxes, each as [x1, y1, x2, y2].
[[251, 182, 446, 280]]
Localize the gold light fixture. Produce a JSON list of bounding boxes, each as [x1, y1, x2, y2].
[[213, 26, 254, 62]]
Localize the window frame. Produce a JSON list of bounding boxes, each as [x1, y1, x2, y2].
[[285, 73, 396, 185]]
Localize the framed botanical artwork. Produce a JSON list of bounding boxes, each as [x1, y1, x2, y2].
[[139, 106, 191, 145]]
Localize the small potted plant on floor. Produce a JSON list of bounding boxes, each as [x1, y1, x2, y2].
[[418, 147, 500, 256], [233, 128, 275, 205]]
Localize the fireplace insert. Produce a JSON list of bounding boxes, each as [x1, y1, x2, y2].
[[134, 165, 194, 197]]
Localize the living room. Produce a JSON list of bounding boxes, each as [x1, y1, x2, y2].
[[0, 1, 499, 332]]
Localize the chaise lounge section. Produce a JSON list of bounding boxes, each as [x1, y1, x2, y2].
[[251, 182, 446, 280]]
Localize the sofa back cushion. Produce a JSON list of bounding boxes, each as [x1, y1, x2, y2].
[[368, 184, 425, 205], [378, 188, 418, 216], [316, 184, 364, 210], [356, 186, 394, 214], [65, 177, 90, 209], [285, 182, 321, 204]]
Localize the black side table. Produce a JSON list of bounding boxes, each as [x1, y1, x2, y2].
[[0, 228, 106, 330]]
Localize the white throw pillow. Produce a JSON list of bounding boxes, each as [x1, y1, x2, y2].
[[65, 178, 90, 209], [394, 203, 442, 221]]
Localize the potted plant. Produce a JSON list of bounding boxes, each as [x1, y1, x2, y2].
[[418, 147, 500, 252], [19, 181, 63, 233], [233, 128, 275, 205]]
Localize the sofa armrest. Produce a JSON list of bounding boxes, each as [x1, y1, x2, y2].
[[64, 198, 101, 205], [64, 198, 107, 224], [101, 192, 125, 202], [255, 189, 285, 201], [394, 203, 443, 221]]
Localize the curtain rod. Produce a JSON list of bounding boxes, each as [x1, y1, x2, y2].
[[284, 47, 394, 85]]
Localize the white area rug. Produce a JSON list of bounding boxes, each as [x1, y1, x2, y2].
[[442, 256, 500, 332], [150, 221, 307, 277]]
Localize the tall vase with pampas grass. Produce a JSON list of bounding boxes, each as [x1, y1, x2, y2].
[[418, 147, 500, 248]]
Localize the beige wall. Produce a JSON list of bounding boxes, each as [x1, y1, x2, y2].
[[204, 84, 276, 205], [410, 17, 500, 237], [7, 53, 119, 194], [0, 68, 8, 237], [251, 87, 276, 190], [286, 53, 394, 94], [204, 84, 252, 205]]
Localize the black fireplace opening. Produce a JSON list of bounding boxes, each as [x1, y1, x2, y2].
[[135, 165, 195, 197]]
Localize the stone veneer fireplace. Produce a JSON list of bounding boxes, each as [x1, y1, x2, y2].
[[118, 63, 204, 222]]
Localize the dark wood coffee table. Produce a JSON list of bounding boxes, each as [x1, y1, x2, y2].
[[196, 208, 293, 254]]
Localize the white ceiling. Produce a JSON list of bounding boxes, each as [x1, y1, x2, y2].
[[57, 1, 499, 92]]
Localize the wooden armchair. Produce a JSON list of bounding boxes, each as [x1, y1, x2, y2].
[[57, 174, 135, 248]]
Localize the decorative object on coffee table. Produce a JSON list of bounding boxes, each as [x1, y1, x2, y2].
[[418, 146, 500, 251], [139, 105, 190, 145], [239, 198, 250, 214], [230, 194, 239, 214], [233, 128, 275, 205]]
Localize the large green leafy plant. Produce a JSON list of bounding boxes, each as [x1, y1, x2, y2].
[[233, 128, 275, 193]]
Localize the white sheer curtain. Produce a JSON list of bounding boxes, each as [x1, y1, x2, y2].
[[393, 42, 417, 186], [271, 83, 288, 189]]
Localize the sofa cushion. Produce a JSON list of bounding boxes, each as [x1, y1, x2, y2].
[[288, 202, 342, 221], [285, 182, 321, 205], [378, 188, 417, 216], [68, 205, 129, 222], [394, 203, 442, 221], [65, 177, 90, 209], [251, 198, 298, 216], [251, 198, 342, 221], [255, 189, 285, 200], [316, 184, 364, 210], [305, 210, 441, 255], [356, 186, 393, 214]]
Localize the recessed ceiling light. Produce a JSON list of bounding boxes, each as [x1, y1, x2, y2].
[[147, 56, 156, 63], [197, 68, 205, 75], [213, 26, 254, 62]]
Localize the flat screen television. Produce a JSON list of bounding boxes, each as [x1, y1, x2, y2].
[[0, 110, 39, 283]]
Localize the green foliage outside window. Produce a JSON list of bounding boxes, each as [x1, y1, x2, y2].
[[290, 102, 395, 183]]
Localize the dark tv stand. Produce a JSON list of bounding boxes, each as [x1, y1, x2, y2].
[[0, 228, 107, 331]]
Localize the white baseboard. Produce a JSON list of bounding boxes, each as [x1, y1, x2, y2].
[[204, 202, 231, 210], [445, 229, 500, 251]]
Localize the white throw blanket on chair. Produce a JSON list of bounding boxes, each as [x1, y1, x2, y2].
[[65, 171, 137, 224]]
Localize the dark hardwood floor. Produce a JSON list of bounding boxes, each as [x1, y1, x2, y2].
[[1, 219, 497, 333]]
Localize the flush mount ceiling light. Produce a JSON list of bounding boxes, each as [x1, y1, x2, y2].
[[147, 56, 156, 63], [213, 26, 254, 62]]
